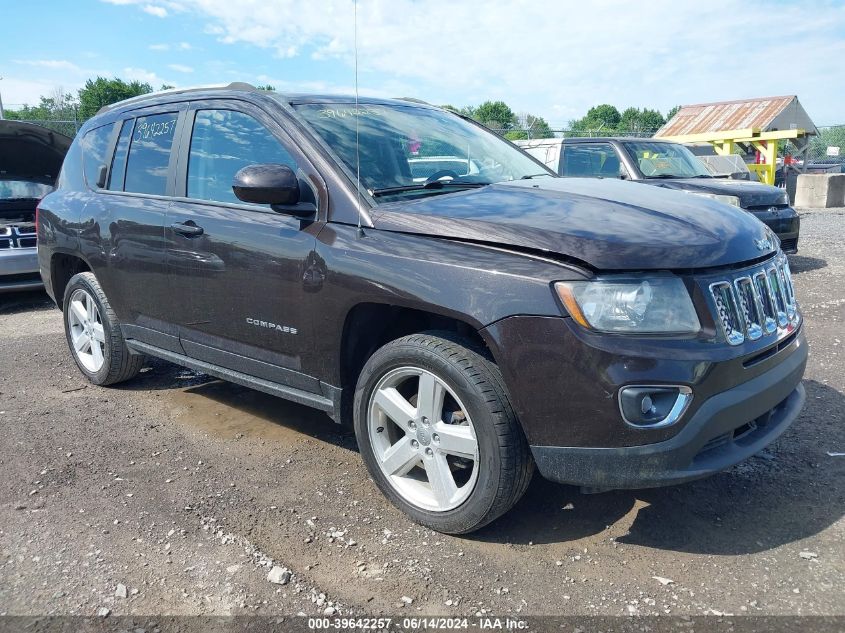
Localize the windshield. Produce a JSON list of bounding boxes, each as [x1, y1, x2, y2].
[[623, 141, 711, 178], [293, 103, 551, 201], [0, 180, 53, 200]]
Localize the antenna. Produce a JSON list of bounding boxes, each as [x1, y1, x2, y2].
[[354, 0, 364, 237]]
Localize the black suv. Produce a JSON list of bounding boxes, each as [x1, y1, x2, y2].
[[37, 84, 807, 533], [520, 137, 801, 253]]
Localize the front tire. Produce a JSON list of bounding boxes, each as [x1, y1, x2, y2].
[[353, 332, 533, 534], [62, 272, 144, 386]]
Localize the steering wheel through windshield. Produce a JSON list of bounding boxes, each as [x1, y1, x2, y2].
[[424, 169, 461, 184]]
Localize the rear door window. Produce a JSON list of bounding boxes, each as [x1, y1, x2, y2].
[[124, 112, 179, 196], [187, 109, 297, 204], [81, 123, 116, 189], [562, 143, 622, 178]]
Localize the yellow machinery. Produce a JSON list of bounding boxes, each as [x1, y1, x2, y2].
[[659, 128, 807, 186]]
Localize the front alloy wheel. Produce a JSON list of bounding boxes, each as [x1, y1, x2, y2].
[[368, 366, 480, 512], [354, 332, 534, 534]]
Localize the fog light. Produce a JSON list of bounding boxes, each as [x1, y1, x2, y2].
[[618, 385, 692, 428]]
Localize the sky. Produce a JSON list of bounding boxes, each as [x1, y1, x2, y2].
[[1, 0, 844, 127]]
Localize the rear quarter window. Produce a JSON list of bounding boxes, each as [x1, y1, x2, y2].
[[124, 113, 179, 196], [81, 123, 117, 189]]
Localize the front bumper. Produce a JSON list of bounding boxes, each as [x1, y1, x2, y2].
[[530, 335, 807, 489], [0, 247, 42, 292], [750, 207, 799, 253]]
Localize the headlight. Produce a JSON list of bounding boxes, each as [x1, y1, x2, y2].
[[685, 191, 741, 207], [555, 276, 700, 334]]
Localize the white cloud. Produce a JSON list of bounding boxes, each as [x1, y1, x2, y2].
[[149, 41, 192, 51], [13, 59, 82, 72], [142, 4, 168, 17], [168, 63, 194, 73], [0, 78, 60, 109], [123, 66, 169, 87], [101, 0, 845, 124]]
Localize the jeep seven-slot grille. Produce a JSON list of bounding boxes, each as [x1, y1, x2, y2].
[[709, 255, 799, 346]]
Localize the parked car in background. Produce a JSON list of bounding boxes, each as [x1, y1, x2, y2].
[[1, 120, 71, 292], [407, 156, 482, 182], [517, 137, 800, 253], [38, 87, 806, 533], [804, 157, 845, 174]]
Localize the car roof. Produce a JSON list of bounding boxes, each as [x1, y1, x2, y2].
[[561, 137, 676, 144], [97, 82, 440, 116]]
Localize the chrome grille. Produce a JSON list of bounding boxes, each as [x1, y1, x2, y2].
[[0, 225, 37, 250], [710, 281, 745, 345], [733, 277, 763, 340], [709, 255, 799, 346]]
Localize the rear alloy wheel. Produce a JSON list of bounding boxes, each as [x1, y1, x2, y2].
[[62, 272, 145, 386], [354, 332, 534, 534], [67, 288, 106, 373]]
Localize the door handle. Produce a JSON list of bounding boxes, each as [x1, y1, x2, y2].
[[171, 221, 204, 237]]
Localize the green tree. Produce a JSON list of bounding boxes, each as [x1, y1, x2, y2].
[[639, 108, 665, 132], [77, 77, 153, 120], [809, 126, 845, 159], [665, 105, 681, 122], [618, 107, 665, 134], [473, 100, 517, 132], [586, 104, 621, 128], [4, 90, 77, 122], [569, 104, 621, 134], [256, 84, 276, 91], [507, 113, 554, 140]]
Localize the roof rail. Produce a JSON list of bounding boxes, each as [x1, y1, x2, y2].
[[396, 97, 432, 106], [95, 82, 258, 115]]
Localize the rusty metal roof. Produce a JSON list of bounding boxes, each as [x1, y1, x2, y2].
[[656, 96, 818, 137]]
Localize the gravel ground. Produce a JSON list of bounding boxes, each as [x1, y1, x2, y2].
[[0, 208, 843, 619]]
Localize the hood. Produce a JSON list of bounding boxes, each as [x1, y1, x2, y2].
[[371, 178, 778, 271], [644, 177, 788, 208], [0, 120, 72, 185]]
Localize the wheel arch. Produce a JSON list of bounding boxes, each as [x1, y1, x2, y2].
[[338, 302, 498, 421], [50, 252, 92, 309]]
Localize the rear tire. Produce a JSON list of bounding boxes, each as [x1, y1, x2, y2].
[[353, 331, 533, 534], [62, 272, 144, 386]]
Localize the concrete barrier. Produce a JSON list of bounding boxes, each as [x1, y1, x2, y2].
[[794, 173, 845, 208]]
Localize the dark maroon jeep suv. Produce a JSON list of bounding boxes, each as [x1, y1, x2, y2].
[[37, 84, 807, 533]]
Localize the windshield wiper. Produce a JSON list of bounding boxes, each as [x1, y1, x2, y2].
[[644, 174, 681, 179], [370, 180, 489, 197], [521, 173, 552, 179]]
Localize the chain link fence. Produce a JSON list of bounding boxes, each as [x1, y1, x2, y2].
[[3, 103, 842, 171], [1, 100, 80, 137]]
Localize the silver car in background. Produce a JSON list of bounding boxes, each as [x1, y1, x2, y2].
[[0, 120, 71, 292]]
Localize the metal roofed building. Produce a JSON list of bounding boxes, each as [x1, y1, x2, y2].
[[656, 95, 818, 138], [655, 96, 818, 185]]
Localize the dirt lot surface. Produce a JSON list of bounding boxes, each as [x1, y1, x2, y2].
[[0, 208, 843, 620]]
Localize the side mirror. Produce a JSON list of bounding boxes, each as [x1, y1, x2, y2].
[[233, 163, 300, 206]]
